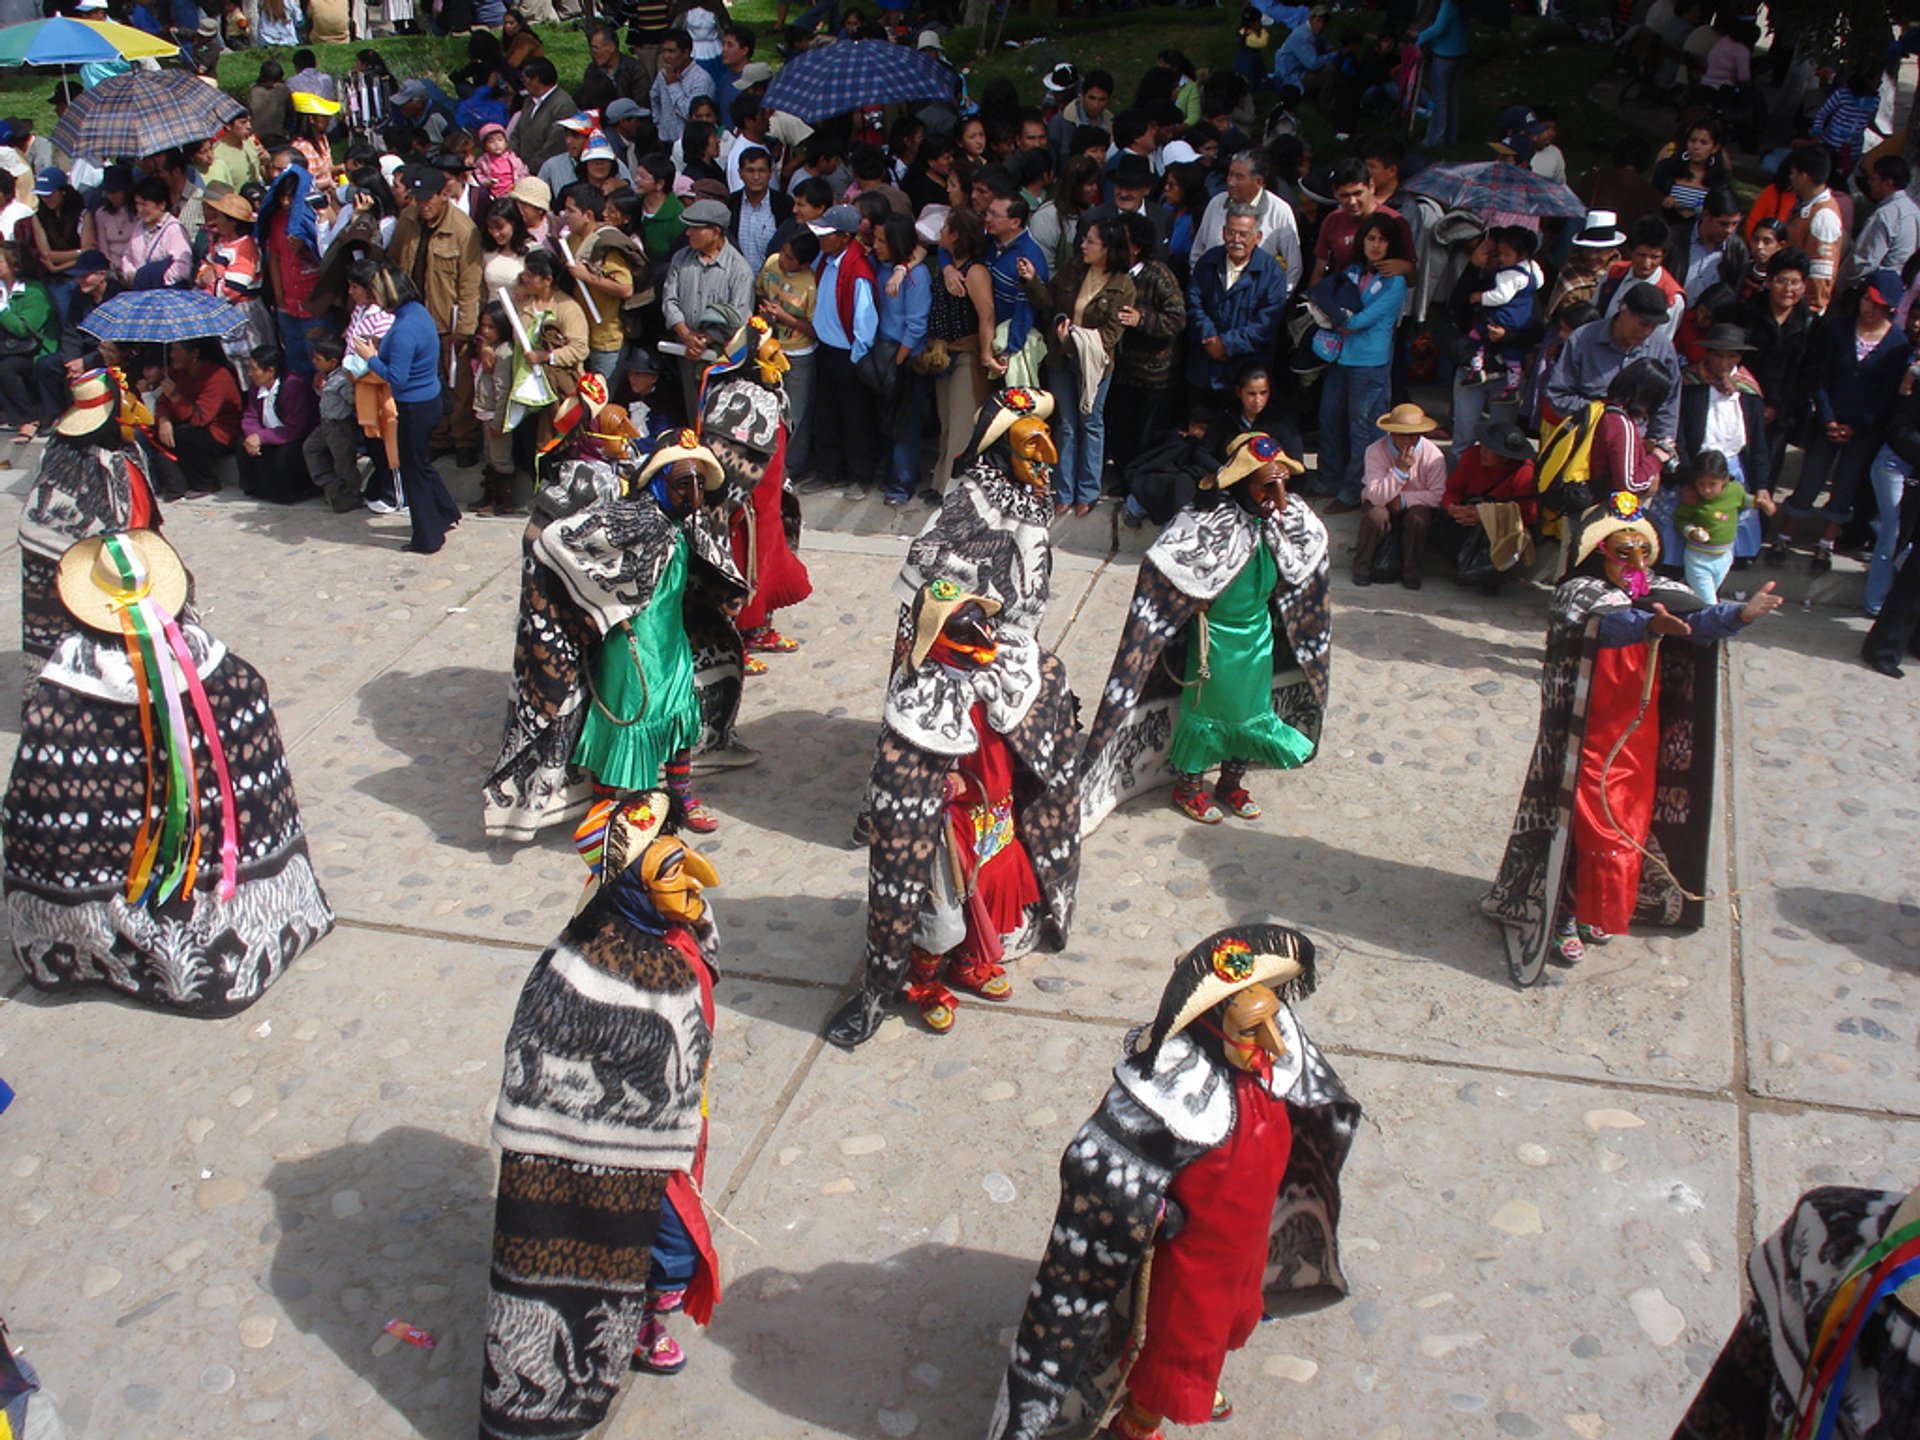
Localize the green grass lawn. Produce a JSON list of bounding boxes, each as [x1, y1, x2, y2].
[[0, 5, 1633, 186]]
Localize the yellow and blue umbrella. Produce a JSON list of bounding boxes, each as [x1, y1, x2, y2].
[[0, 16, 178, 67]]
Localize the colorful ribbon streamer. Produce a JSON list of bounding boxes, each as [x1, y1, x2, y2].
[[1787, 1215, 1920, 1440]]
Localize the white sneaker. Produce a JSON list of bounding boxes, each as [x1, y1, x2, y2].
[[365, 498, 398, 515]]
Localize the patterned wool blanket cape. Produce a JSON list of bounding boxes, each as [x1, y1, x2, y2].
[[1078, 497, 1332, 834], [1481, 573, 1719, 986], [1672, 1186, 1920, 1440], [19, 438, 163, 664], [827, 624, 1081, 1048], [986, 963, 1359, 1439], [896, 460, 1055, 637], [3, 622, 334, 1015], [704, 372, 811, 631], [481, 461, 749, 842], [482, 903, 723, 1440]]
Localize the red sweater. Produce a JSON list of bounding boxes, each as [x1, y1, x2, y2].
[[165, 363, 243, 448]]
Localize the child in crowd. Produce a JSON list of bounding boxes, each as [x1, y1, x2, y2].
[[1234, 6, 1270, 81], [1674, 448, 1773, 601], [1743, 218, 1785, 302], [304, 331, 364, 512], [1468, 225, 1543, 397], [473, 124, 526, 199], [756, 229, 820, 478], [470, 303, 518, 516]]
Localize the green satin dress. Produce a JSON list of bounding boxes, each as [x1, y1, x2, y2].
[[1168, 538, 1314, 776], [571, 533, 701, 790]]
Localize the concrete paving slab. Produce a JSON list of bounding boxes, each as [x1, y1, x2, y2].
[[1729, 609, 1920, 1115], [618, 1012, 1740, 1440], [1747, 1109, 1920, 1244], [0, 923, 832, 1440]]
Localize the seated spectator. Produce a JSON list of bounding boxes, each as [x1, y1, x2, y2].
[[152, 338, 244, 501], [0, 240, 57, 435], [1432, 421, 1538, 592], [120, 176, 193, 290], [239, 343, 318, 503], [1196, 360, 1301, 463], [1353, 403, 1446, 590], [1650, 117, 1732, 226]]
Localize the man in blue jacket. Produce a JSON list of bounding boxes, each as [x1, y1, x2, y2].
[[1272, 5, 1336, 109], [1185, 205, 1287, 420]]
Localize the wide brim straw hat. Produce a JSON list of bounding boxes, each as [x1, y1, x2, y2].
[[1134, 924, 1315, 1061], [1376, 402, 1438, 434], [908, 577, 1000, 672], [967, 386, 1054, 458], [1571, 492, 1661, 571], [637, 430, 726, 493], [1202, 431, 1305, 489], [207, 191, 256, 224], [56, 530, 189, 634], [55, 365, 122, 439]]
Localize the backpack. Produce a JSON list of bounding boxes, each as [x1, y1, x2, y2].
[[1533, 399, 1607, 518]]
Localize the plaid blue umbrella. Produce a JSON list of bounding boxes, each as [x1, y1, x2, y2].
[[761, 41, 958, 124], [51, 67, 242, 161], [1405, 161, 1586, 220], [0, 17, 178, 66], [79, 289, 248, 344]]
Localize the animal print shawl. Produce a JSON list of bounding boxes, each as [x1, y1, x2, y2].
[[1078, 498, 1331, 834], [895, 460, 1054, 634], [986, 1009, 1360, 1440], [825, 640, 1080, 1049], [19, 440, 164, 663], [1480, 574, 1719, 985]]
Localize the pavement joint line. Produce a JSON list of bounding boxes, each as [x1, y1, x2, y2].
[[1722, 645, 1758, 1265], [714, 1030, 833, 1214]]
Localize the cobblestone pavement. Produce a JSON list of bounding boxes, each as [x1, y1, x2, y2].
[[1, 477, 1917, 1440]]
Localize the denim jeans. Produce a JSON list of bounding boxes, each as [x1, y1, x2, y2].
[[1867, 443, 1916, 613], [1448, 369, 1489, 463], [886, 367, 928, 499], [1053, 363, 1112, 508], [1423, 54, 1461, 147], [586, 349, 621, 381], [1319, 362, 1391, 503]]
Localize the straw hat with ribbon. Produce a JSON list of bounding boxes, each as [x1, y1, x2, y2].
[[1375, 402, 1438, 435], [637, 429, 726, 493], [907, 576, 999, 671], [1200, 431, 1305, 490], [55, 365, 128, 439], [1133, 923, 1315, 1064], [56, 530, 237, 908]]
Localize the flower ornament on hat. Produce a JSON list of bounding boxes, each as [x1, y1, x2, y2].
[[574, 790, 668, 888], [56, 530, 239, 909], [1202, 431, 1305, 489], [1571, 491, 1661, 574], [1133, 923, 1315, 1064], [964, 385, 1055, 459]]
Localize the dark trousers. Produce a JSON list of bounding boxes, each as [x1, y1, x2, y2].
[[1354, 501, 1435, 580], [239, 443, 320, 503], [1104, 380, 1172, 492], [396, 394, 461, 553], [153, 425, 228, 498], [33, 350, 78, 427], [0, 352, 39, 427], [1863, 533, 1920, 668], [810, 343, 879, 488]]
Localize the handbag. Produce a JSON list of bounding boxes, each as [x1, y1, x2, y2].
[[1369, 525, 1404, 584], [0, 328, 38, 357], [1454, 525, 1498, 586]]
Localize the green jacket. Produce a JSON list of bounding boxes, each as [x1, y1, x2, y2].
[[0, 281, 57, 358], [639, 196, 685, 280]]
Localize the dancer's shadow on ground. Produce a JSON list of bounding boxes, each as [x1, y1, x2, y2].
[[266, 1126, 496, 1440], [711, 708, 883, 846], [700, 1246, 1036, 1439], [352, 665, 506, 850], [1769, 886, 1920, 972], [1336, 607, 1544, 681]]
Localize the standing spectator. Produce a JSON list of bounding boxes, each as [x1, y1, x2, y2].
[[805, 204, 879, 494], [757, 228, 819, 479], [1047, 67, 1114, 169], [1576, 135, 1664, 230], [1106, 207, 1186, 487], [1543, 284, 1682, 449], [577, 24, 653, 115], [251, 60, 293, 140], [1188, 150, 1301, 284], [872, 216, 930, 506], [650, 30, 715, 148], [1076, 153, 1172, 261], [557, 182, 636, 381], [1845, 156, 1920, 291], [238, 343, 317, 502], [1308, 159, 1412, 286], [1416, 0, 1467, 147], [1779, 269, 1908, 572], [633, 157, 686, 262], [1353, 403, 1445, 587], [303, 331, 363, 511], [1864, 305, 1920, 617], [926, 206, 997, 493], [206, 114, 266, 194], [984, 194, 1047, 386], [1024, 216, 1134, 515], [1185, 204, 1286, 422], [512, 60, 576, 172], [1666, 187, 1749, 303], [1783, 146, 1845, 314], [1585, 359, 1675, 504], [1317, 214, 1407, 511], [120, 176, 192, 290], [1742, 246, 1813, 486], [1676, 323, 1771, 563], [660, 197, 753, 413], [353, 267, 463, 555], [386, 164, 484, 462], [151, 339, 242, 501], [1810, 64, 1881, 175], [726, 146, 790, 274], [713, 24, 756, 116], [1597, 216, 1688, 342]]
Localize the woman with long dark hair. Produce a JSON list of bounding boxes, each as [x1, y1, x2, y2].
[[1022, 215, 1134, 515], [352, 266, 462, 554]]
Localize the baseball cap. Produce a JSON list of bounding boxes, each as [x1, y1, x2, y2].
[[31, 166, 65, 196], [807, 204, 861, 236], [604, 98, 645, 123], [395, 163, 448, 201], [737, 61, 774, 87]]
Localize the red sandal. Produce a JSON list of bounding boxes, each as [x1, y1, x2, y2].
[[948, 952, 1012, 1001], [907, 951, 958, 1033], [1214, 785, 1261, 820], [1171, 780, 1223, 824]]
